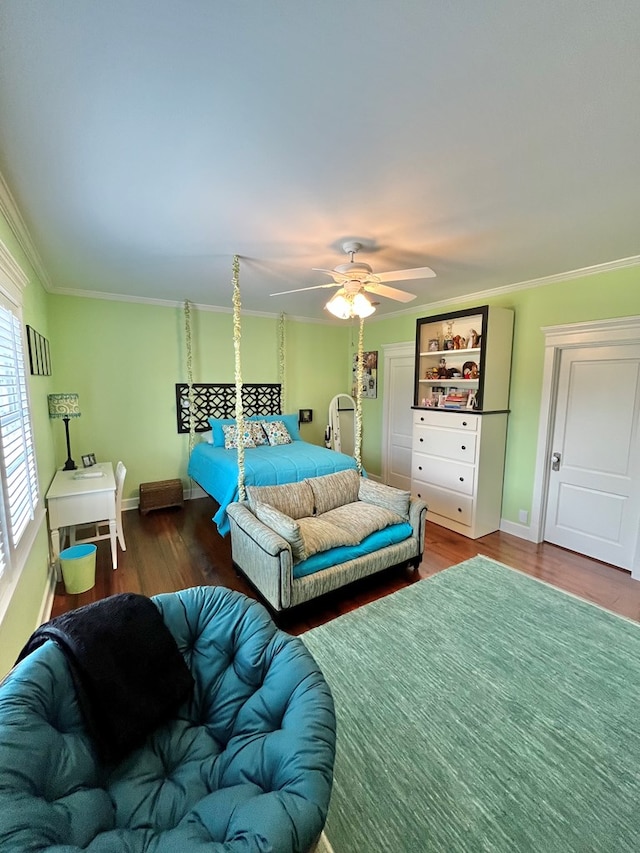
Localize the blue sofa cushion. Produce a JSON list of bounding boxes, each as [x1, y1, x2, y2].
[[0, 586, 336, 852], [293, 521, 413, 578]]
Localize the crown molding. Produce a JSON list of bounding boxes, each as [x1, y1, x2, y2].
[[368, 254, 640, 323], [51, 286, 334, 324], [0, 171, 53, 291]]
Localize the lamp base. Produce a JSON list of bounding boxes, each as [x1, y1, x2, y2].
[[62, 416, 76, 471]]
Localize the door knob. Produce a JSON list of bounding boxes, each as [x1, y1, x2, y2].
[[551, 452, 561, 471]]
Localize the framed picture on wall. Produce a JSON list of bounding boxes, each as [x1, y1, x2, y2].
[[25, 325, 51, 375], [352, 350, 378, 399]]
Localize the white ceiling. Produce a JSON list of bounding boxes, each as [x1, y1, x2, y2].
[[1, 1, 639, 321]]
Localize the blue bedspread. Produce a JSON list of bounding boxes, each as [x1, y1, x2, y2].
[[188, 440, 359, 535]]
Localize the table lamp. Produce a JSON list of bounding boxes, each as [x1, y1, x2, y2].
[[48, 393, 81, 470]]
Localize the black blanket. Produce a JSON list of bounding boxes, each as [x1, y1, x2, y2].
[[17, 592, 194, 764]]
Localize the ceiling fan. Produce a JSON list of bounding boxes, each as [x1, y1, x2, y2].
[[270, 241, 436, 318]]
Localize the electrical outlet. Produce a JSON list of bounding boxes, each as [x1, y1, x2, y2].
[[518, 509, 529, 524]]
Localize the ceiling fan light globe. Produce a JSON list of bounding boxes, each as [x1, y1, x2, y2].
[[352, 292, 376, 318], [326, 293, 352, 319]]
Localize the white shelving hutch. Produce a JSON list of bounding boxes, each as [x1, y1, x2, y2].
[[411, 305, 514, 538]]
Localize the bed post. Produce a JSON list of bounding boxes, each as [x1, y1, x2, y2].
[[232, 254, 247, 501], [354, 317, 364, 474]]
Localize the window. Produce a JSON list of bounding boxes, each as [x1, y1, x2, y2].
[[0, 241, 40, 615]]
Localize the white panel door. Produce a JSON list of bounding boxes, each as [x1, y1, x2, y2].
[[384, 356, 414, 490], [544, 344, 640, 569]]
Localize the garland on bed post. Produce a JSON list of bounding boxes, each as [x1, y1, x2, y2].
[[278, 312, 286, 412], [232, 254, 247, 501], [355, 317, 364, 473], [184, 300, 196, 455]]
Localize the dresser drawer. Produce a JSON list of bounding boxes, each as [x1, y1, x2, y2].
[[412, 482, 474, 526], [413, 425, 477, 463], [413, 410, 478, 431], [412, 454, 474, 495]]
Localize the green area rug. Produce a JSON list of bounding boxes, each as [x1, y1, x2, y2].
[[303, 556, 640, 852]]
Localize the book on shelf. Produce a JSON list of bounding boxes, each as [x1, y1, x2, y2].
[[443, 390, 469, 409]]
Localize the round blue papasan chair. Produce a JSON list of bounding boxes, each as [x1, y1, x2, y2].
[[0, 586, 336, 852]]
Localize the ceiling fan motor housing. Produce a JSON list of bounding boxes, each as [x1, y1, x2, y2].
[[334, 261, 373, 279]]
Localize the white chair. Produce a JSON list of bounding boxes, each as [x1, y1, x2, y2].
[[70, 461, 127, 557]]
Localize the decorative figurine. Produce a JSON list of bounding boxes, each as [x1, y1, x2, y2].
[[468, 329, 479, 348], [443, 321, 454, 350]]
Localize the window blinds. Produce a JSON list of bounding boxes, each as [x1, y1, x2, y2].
[[0, 302, 39, 580]]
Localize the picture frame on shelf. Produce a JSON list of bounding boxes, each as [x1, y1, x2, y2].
[[428, 338, 440, 352]]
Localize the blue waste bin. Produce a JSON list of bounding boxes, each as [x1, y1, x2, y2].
[[59, 544, 97, 594]]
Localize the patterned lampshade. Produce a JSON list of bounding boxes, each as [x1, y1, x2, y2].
[[48, 393, 81, 419]]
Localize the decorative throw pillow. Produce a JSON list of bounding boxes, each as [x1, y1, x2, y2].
[[255, 413, 301, 441], [222, 424, 256, 450], [322, 502, 406, 540], [263, 420, 292, 446], [246, 481, 315, 520], [306, 469, 360, 515], [250, 422, 269, 446], [297, 515, 361, 556], [208, 417, 238, 447], [253, 501, 308, 562], [358, 477, 411, 521]]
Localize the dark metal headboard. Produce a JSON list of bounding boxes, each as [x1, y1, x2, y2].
[[175, 383, 282, 433]]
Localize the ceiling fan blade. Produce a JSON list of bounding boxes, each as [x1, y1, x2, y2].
[[375, 266, 436, 283], [312, 267, 349, 283], [270, 282, 338, 296], [365, 282, 417, 302]]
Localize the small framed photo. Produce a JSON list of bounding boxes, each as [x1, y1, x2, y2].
[[298, 408, 313, 424], [428, 339, 440, 352], [82, 453, 97, 468]]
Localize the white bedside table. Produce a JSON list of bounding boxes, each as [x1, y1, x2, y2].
[[46, 462, 118, 572]]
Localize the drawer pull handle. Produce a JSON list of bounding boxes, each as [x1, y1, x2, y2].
[[461, 445, 466, 450], [462, 421, 467, 426], [458, 507, 463, 513], [459, 477, 464, 482], [418, 466, 422, 471], [420, 437, 424, 442]]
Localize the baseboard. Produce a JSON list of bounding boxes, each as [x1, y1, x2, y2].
[[500, 518, 535, 541], [38, 562, 58, 625]]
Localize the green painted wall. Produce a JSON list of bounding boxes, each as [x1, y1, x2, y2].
[[1, 212, 639, 679], [0, 218, 56, 677], [46, 298, 350, 499], [358, 265, 640, 524]]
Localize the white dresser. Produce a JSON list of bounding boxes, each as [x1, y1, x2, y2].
[[412, 409, 508, 538]]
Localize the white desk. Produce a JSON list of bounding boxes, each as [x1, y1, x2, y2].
[[46, 462, 118, 571]]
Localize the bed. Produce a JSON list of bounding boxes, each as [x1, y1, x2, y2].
[[189, 439, 359, 535], [179, 389, 359, 535]]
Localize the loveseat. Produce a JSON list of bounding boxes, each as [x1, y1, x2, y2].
[[0, 586, 336, 853], [227, 469, 427, 610]]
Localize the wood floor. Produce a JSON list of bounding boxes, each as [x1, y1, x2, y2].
[[51, 497, 640, 631]]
